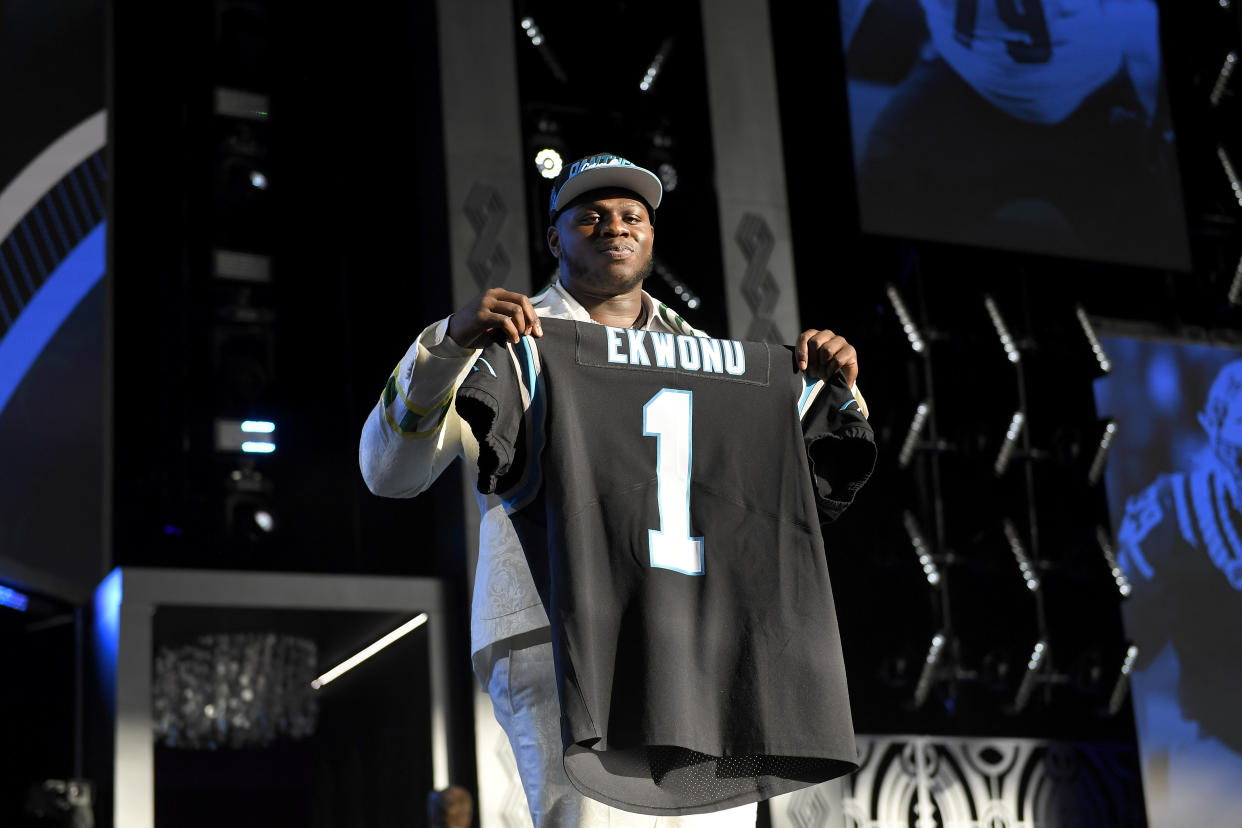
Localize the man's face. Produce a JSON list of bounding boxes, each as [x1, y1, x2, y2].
[[547, 188, 655, 298]]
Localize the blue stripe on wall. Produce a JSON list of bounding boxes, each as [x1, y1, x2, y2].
[[0, 221, 105, 417]]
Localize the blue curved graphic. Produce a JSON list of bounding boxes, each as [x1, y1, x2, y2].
[[0, 221, 105, 416]]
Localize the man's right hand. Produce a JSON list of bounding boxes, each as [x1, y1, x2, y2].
[[447, 287, 544, 349]]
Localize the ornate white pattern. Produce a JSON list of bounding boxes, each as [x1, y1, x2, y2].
[[771, 735, 1145, 828]]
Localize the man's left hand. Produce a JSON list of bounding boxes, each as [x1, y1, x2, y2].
[[795, 329, 859, 386]]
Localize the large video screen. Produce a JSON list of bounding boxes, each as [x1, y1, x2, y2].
[[1095, 335, 1242, 827], [839, 0, 1190, 270]]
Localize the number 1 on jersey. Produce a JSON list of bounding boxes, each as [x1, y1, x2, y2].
[[643, 389, 705, 575]]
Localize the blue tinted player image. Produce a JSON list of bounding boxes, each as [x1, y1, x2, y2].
[[841, 0, 1189, 269], [1116, 360, 1242, 823]]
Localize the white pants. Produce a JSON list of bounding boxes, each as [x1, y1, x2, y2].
[[487, 637, 758, 828]]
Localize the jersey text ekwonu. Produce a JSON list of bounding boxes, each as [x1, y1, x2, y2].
[[603, 326, 746, 375]]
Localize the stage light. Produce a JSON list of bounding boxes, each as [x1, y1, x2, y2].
[[535, 148, 562, 180], [657, 162, 679, 193], [653, 259, 701, 314], [311, 613, 429, 689], [903, 510, 940, 586], [639, 38, 672, 92], [898, 401, 931, 469], [214, 87, 270, 122], [1087, 420, 1117, 485], [1219, 146, 1242, 208], [249, 170, 268, 190], [913, 631, 947, 708], [1211, 52, 1237, 107], [241, 441, 275, 454], [0, 584, 29, 612], [1095, 526, 1132, 598], [1107, 644, 1139, 715], [994, 411, 1025, 476], [217, 418, 275, 452], [253, 509, 275, 533], [1003, 518, 1039, 591], [214, 249, 271, 283], [984, 294, 1020, 363], [520, 16, 542, 45], [1075, 304, 1111, 373], [519, 17, 567, 82], [885, 283, 925, 354], [1012, 639, 1048, 712]]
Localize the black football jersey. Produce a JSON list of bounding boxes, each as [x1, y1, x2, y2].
[[456, 317, 875, 816]]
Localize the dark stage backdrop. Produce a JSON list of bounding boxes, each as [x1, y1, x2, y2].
[[1095, 334, 1242, 826], [838, 0, 1190, 271]]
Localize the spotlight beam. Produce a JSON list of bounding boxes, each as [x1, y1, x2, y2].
[[1107, 644, 1139, 715], [994, 411, 1026, 476], [640, 38, 673, 92], [1219, 145, 1242, 208], [1075, 304, 1111, 373], [1003, 518, 1040, 592], [519, 17, 568, 83], [1012, 639, 1048, 712], [886, 283, 925, 354], [903, 510, 941, 586], [1211, 51, 1238, 107], [984, 294, 1020, 363], [1087, 420, 1117, 485], [1096, 526, 1132, 598], [913, 631, 947, 708], [898, 402, 931, 468]]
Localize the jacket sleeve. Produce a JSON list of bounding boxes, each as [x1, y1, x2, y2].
[[358, 316, 480, 498]]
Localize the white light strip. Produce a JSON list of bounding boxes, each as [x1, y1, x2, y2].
[[311, 613, 429, 689], [1075, 305, 1111, 373], [1003, 518, 1039, 592], [903, 510, 940, 586], [241, 420, 275, 433], [1219, 145, 1242, 208], [913, 631, 947, 707], [1087, 420, 1117, 485], [241, 441, 276, 454], [984, 295, 1020, 363], [886, 283, 925, 354], [898, 402, 931, 468], [1096, 526, 1132, 597], [994, 411, 1026, 476], [1211, 51, 1238, 107]]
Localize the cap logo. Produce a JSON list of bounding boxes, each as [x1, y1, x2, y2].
[[567, 154, 633, 178]]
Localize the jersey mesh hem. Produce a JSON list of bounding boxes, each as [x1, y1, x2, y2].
[[563, 744, 858, 816]]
